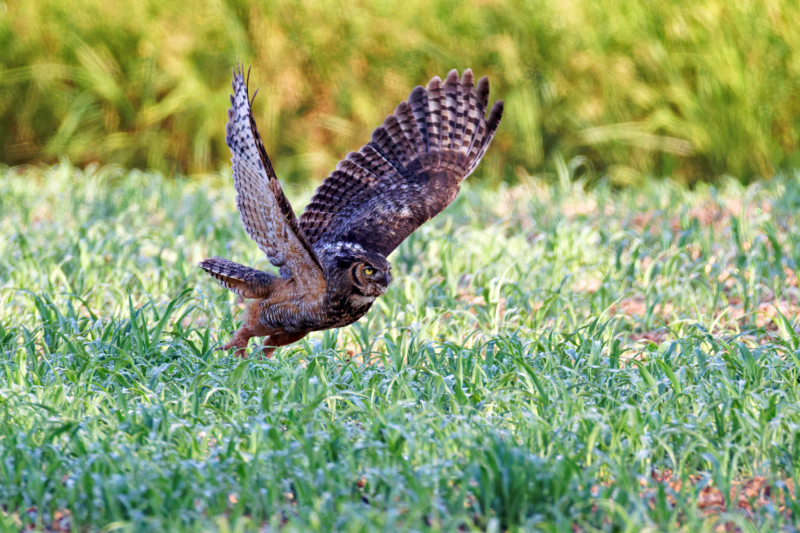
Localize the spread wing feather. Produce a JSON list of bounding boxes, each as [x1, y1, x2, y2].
[[227, 65, 325, 290], [299, 69, 504, 257]]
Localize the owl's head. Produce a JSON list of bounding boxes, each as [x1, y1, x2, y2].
[[327, 242, 392, 303], [350, 257, 392, 299]]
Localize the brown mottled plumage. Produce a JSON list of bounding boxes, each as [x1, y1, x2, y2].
[[200, 65, 503, 357]]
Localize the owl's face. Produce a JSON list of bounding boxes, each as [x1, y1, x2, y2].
[[351, 260, 392, 299], [323, 242, 393, 305]]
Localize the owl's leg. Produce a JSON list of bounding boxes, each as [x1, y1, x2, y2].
[[260, 332, 308, 358], [220, 300, 272, 358], [222, 327, 258, 358]]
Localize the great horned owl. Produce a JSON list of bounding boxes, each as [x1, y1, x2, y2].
[[200, 65, 503, 357]]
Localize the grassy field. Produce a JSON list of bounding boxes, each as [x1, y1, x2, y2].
[[3, 0, 800, 183], [2, 163, 800, 531]]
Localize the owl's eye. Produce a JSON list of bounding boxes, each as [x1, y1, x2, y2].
[[364, 266, 375, 276]]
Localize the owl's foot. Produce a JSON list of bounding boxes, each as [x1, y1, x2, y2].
[[260, 344, 278, 359], [260, 332, 309, 359], [221, 340, 248, 358], [220, 327, 258, 358]]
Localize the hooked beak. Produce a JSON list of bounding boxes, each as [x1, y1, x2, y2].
[[374, 272, 391, 296]]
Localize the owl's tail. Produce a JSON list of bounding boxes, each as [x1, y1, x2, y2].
[[370, 69, 504, 179], [199, 256, 278, 299]]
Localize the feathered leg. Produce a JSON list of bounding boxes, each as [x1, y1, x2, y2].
[[222, 326, 259, 358], [220, 299, 274, 358], [261, 331, 308, 358]]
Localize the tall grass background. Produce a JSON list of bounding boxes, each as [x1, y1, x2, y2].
[[2, 0, 799, 184]]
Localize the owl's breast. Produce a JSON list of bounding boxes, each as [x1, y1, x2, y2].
[[321, 291, 375, 329]]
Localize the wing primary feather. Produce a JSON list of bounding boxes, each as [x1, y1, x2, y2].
[[476, 76, 490, 116], [470, 100, 504, 173], [453, 69, 470, 153], [407, 86, 429, 155], [366, 140, 406, 175], [425, 76, 443, 153], [425, 76, 443, 171], [441, 69, 459, 154], [391, 113, 416, 164], [394, 101, 421, 161], [369, 127, 402, 166], [372, 119, 410, 167], [298, 68, 503, 255], [460, 70, 479, 157], [486, 101, 504, 133], [466, 76, 491, 167], [359, 143, 397, 178]]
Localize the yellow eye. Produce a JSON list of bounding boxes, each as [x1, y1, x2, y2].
[[364, 266, 375, 276]]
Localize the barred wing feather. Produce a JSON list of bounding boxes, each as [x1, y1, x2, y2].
[[299, 69, 503, 257], [226, 65, 325, 290]]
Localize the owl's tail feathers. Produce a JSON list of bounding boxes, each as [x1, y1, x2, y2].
[[370, 69, 503, 179], [199, 256, 278, 299]]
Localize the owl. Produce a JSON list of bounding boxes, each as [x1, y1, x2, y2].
[[200, 65, 504, 357]]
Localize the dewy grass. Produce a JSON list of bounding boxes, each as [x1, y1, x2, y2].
[[2, 163, 800, 531]]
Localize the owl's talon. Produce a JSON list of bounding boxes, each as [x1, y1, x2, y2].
[[260, 346, 277, 359], [221, 340, 236, 351], [215, 345, 248, 358], [218, 330, 253, 359]]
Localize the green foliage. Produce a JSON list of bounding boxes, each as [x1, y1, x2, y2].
[[2, 163, 800, 530], [2, 0, 800, 183]]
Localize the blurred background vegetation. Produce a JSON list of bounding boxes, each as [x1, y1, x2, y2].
[[1, 0, 799, 185]]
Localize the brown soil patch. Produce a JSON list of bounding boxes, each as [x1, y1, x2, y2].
[[642, 469, 793, 516], [629, 331, 667, 345]]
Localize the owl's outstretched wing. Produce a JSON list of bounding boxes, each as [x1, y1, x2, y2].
[[299, 69, 503, 257], [226, 65, 325, 290]]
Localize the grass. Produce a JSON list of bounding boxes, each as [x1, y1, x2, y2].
[[2, 162, 800, 531], [2, 0, 800, 183]]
